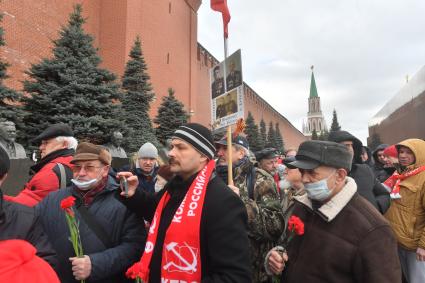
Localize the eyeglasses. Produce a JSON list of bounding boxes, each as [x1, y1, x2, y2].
[[72, 165, 104, 174]]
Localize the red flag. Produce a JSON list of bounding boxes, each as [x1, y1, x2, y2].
[[211, 0, 231, 38]]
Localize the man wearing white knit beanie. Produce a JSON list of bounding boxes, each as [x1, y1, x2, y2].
[[134, 142, 159, 193]]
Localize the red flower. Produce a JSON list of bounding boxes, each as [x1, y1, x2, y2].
[[126, 262, 142, 279], [288, 215, 305, 235], [60, 196, 76, 210]]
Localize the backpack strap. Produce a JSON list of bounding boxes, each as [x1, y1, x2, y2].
[[76, 201, 112, 249], [56, 163, 67, 190]]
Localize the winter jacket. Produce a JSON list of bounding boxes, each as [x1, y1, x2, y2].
[[0, 190, 57, 268], [119, 164, 159, 194], [232, 158, 284, 283], [8, 148, 74, 206], [385, 139, 425, 251], [118, 172, 252, 283], [36, 176, 146, 283], [328, 131, 391, 213], [281, 177, 401, 283], [372, 144, 395, 182]]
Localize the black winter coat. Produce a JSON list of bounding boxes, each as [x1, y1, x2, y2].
[[0, 191, 57, 268], [118, 173, 252, 283], [36, 176, 146, 283]]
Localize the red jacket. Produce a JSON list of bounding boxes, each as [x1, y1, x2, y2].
[[5, 149, 74, 207]]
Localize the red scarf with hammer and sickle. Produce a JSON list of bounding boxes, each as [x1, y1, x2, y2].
[[129, 159, 215, 282], [384, 166, 425, 197]]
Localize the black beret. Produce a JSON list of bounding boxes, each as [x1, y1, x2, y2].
[[255, 148, 277, 161], [31, 124, 73, 144], [0, 146, 10, 177]]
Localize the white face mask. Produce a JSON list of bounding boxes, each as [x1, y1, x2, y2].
[[71, 178, 98, 190], [304, 170, 336, 202], [279, 179, 292, 190]]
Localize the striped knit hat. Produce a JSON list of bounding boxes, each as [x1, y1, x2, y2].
[[172, 123, 216, 160]]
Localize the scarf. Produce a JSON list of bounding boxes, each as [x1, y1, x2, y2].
[[384, 166, 425, 199], [132, 160, 215, 282]]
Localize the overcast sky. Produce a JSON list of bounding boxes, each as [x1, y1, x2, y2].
[[197, 0, 425, 144]]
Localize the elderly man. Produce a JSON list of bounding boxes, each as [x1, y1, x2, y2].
[[36, 142, 145, 283], [216, 135, 284, 282], [385, 139, 425, 283], [117, 123, 251, 282], [266, 140, 401, 283], [7, 123, 77, 206], [0, 120, 26, 159]]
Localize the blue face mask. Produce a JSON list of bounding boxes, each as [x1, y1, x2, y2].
[[304, 171, 336, 202]]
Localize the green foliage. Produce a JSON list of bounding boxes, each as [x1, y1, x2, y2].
[[318, 129, 329, 141], [154, 88, 188, 145], [275, 123, 285, 153], [21, 4, 125, 146], [121, 36, 158, 152], [311, 129, 318, 140], [0, 14, 24, 131], [266, 121, 277, 148], [330, 109, 341, 132], [259, 118, 267, 147], [245, 112, 261, 152]]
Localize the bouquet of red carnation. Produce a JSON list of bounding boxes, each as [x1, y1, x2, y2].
[[272, 215, 304, 283], [126, 262, 143, 283], [60, 196, 85, 283]]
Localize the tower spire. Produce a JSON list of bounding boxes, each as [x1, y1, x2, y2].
[[309, 66, 318, 98]]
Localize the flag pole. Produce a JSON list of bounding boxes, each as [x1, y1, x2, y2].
[[223, 36, 234, 186]]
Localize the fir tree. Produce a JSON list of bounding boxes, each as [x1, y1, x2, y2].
[[311, 129, 318, 140], [266, 121, 277, 148], [154, 88, 188, 145], [259, 118, 267, 147], [275, 123, 285, 153], [121, 36, 158, 152], [330, 109, 341, 132], [245, 112, 261, 152], [318, 129, 329, 141], [0, 14, 24, 128], [21, 4, 124, 145]]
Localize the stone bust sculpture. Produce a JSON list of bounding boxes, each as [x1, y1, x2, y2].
[[0, 120, 26, 159], [103, 131, 127, 158]]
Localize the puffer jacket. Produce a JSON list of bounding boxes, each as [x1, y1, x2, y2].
[[7, 148, 74, 206], [385, 138, 425, 251]]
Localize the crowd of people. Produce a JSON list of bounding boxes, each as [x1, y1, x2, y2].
[[0, 122, 424, 283]]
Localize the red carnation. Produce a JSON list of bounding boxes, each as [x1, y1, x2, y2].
[[60, 196, 76, 210], [126, 262, 143, 282], [288, 215, 305, 235]]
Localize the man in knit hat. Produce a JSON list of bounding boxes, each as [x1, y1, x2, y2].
[[117, 123, 251, 282], [134, 142, 160, 193], [36, 142, 145, 283]]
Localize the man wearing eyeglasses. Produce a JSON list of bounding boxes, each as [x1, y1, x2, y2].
[[6, 123, 77, 207], [36, 142, 146, 283]]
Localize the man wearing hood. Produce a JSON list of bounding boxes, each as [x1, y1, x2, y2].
[[36, 142, 145, 283], [328, 131, 391, 214], [385, 139, 425, 283], [373, 144, 396, 182]]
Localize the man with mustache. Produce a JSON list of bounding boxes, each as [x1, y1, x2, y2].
[[117, 123, 251, 283]]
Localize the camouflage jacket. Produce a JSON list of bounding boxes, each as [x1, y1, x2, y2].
[[233, 158, 284, 283]]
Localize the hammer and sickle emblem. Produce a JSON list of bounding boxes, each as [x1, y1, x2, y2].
[[163, 242, 198, 273]]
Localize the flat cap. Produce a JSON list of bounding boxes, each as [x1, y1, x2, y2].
[[255, 148, 277, 161], [71, 142, 112, 165], [31, 124, 73, 144], [289, 140, 352, 171], [215, 134, 249, 150]]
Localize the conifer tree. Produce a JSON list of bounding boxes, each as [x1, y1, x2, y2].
[[0, 14, 24, 128], [121, 36, 158, 152], [259, 118, 267, 147], [245, 112, 261, 152], [275, 123, 285, 153], [154, 88, 188, 145], [266, 121, 277, 148], [311, 129, 318, 140], [330, 109, 341, 132], [22, 4, 124, 145]]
